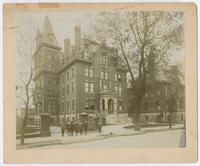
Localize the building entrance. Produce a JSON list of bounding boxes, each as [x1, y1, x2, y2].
[[108, 99, 114, 114]]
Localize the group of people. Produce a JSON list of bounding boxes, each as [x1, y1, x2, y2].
[[61, 117, 88, 137]]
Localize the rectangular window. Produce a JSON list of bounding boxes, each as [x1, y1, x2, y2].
[[85, 82, 89, 93], [104, 84, 108, 90], [180, 101, 184, 109], [62, 74, 65, 83], [85, 82, 95, 93], [156, 100, 161, 110], [85, 68, 89, 77], [115, 73, 118, 81], [109, 80, 111, 89], [72, 68, 75, 78], [90, 82, 94, 93], [62, 87, 65, 96], [67, 85, 69, 94], [85, 98, 95, 110], [72, 82, 75, 92], [67, 72, 69, 80], [72, 100, 75, 111], [102, 56, 108, 65], [118, 74, 121, 81], [49, 55, 51, 62], [66, 101, 69, 112], [165, 86, 168, 96], [105, 71, 108, 80], [105, 58, 109, 65], [119, 86, 122, 95], [62, 102, 65, 113], [90, 69, 94, 77], [115, 86, 118, 94], [101, 71, 104, 79], [144, 101, 148, 110]]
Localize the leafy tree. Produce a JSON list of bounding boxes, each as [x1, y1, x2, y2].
[[165, 64, 184, 128], [93, 11, 184, 130]]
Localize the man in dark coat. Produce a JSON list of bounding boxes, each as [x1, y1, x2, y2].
[[83, 120, 88, 135], [79, 121, 83, 135], [65, 117, 70, 136], [70, 117, 75, 136], [61, 122, 65, 137], [98, 121, 102, 133], [74, 120, 79, 136]]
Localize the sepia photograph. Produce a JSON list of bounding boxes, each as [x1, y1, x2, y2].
[[15, 10, 186, 149], [2, 2, 198, 163]]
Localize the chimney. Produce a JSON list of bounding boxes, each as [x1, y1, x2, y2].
[[64, 38, 71, 54], [74, 26, 81, 50]]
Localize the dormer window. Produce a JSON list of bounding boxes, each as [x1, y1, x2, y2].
[[101, 56, 108, 65], [83, 52, 89, 60]]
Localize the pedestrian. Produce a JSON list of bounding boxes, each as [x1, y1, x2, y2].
[[61, 122, 65, 137], [83, 120, 88, 135], [79, 121, 83, 135], [74, 120, 79, 136], [65, 117, 69, 136], [70, 117, 75, 136], [98, 121, 102, 133]]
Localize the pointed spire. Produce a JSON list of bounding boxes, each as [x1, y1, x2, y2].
[[41, 15, 59, 46], [36, 28, 41, 36]]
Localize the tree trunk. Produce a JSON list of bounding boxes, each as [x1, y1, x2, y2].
[[169, 106, 172, 129], [20, 125, 25, 145], [20, 110, 27, 145], [20, 101, 29, 144], [134, 96, 141, 131]]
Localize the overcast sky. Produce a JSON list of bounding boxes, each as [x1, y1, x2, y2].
[[15, 12, 184, 66]]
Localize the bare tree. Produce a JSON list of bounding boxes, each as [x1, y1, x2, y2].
[[16, 15, 38, 144], [94, 11, 184, 130]]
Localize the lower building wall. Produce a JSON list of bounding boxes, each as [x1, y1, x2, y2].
[[132, 111, 185, 123]]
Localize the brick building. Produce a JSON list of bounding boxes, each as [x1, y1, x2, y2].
[[127, 55, 185, 123], [128, 81, 185, 123], [33, 15, 129, 124]]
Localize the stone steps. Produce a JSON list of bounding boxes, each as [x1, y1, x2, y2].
[[106, 114, 132, 124]]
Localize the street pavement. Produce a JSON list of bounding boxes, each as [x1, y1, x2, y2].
[[34, 129, 184, 148], [16, 123, 185, 149]]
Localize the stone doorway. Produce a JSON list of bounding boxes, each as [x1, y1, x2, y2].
[[108, 98, 114, 114]]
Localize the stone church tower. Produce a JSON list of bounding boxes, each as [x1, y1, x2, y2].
[[33, 15, 61, 116]]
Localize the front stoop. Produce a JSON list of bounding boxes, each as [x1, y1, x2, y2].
[[106, 114, 132, 124]]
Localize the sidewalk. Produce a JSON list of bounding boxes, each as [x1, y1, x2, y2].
[[16, 124, 184, 149]]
